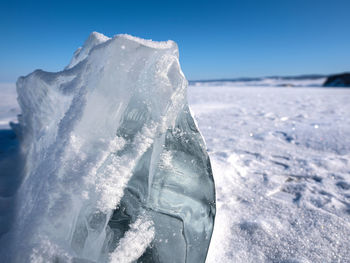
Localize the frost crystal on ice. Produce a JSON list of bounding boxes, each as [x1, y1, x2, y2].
[[9, 32, 215, 262]]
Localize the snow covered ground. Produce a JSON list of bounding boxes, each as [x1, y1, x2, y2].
[[188, 84, 350, 262], [0, 83, 19, 129], [1, 82, 350, 262]]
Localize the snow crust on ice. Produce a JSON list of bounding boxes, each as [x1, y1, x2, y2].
[[109, 214, 155, 263], [0, 33, 215, 262], [66, 32, 176, 70], [66, 32, 110, 69]]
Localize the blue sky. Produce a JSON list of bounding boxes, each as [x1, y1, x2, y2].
[[1, 0, 349, 81]]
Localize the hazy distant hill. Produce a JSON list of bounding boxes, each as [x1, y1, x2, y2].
[[189, 74, 327, 87]]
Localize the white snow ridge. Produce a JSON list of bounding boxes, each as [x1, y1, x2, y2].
[[0, 33, 215, 263]]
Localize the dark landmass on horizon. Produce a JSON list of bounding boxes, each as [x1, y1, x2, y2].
[[189, 72, 350, 88]]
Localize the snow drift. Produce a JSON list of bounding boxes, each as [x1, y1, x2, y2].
[[3, 32, 215, 263]]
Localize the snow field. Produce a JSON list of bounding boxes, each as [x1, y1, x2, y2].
[[188, 85, 350, 262]]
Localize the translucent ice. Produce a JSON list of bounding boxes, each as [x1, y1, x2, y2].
[[5, 32, 215, 262]]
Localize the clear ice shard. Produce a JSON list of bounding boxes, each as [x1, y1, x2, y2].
[[8, 32, 216, 262]]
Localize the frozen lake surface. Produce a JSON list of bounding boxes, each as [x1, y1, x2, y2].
[[188, 85, 350, 263], [1, 83, 350, 262]]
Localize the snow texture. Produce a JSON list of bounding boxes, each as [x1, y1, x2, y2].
[[188, 84, 350, 263], [0, 33, 215, 262]]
